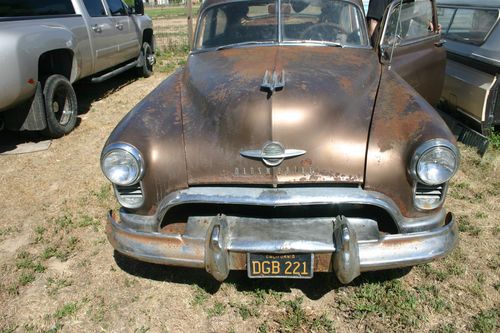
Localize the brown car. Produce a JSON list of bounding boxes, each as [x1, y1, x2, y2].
[[101, 0, 460, 284]]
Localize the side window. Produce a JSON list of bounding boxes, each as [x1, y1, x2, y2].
[[0, 0, 75, 17], [197, 8, 227, 48], [446, 8, 499, 45], [82, 0, 107, 17], [436, 7, 455, 33], [383, 0, 434, 46], [106, 0, 127, 16]]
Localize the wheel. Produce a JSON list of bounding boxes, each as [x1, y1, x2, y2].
[[41, 74, 78, 138], [139, 42, 154, 78]]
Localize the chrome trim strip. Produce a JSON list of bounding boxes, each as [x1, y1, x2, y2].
[[153, 186, 447, 233]]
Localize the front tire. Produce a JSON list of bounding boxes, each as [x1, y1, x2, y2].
[[41, 74, 78, 138], [139, 42, 154, 78]]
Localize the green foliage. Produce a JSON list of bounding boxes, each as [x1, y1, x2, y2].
[[207, 301, 225, 318], [191, 285, 209, 306], [488, 129, 500, 150], [471, 308, 499, 333], [53, 302, 78, 319]]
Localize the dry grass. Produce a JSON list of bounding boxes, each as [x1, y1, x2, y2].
[[0, 39, 499, 332]]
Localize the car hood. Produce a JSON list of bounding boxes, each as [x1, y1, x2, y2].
[[181, 46, 380, 185]]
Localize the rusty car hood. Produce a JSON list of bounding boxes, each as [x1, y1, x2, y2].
[[181, 46, 381, 185]]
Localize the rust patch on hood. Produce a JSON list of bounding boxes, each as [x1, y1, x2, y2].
[[181, 46, 380, 185]]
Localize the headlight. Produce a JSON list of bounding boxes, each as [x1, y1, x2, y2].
[[101, 143, 144, 186], [410, 139, 459, 186]]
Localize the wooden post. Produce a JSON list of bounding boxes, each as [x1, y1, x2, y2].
[[187, 0, 193, 48]]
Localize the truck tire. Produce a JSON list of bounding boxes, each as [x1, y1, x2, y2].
[[41, 74, 78, 138], [139, 42, 154, 78]]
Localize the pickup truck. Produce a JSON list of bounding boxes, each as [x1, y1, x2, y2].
[[0, 0, 154, 138]]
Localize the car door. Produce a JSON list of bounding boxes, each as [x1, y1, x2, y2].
[[378, 0, 446, 106], [81, 0, 119, 73], [104, 0, 141, 64]]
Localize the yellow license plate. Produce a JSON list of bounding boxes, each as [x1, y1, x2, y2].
[[247, 253, 313, 279]]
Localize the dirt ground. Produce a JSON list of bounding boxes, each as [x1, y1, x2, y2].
[[0, 67, 498, 333]]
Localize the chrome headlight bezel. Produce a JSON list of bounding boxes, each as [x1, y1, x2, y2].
[[101, 143, 145, 186], [409, 139, 460, 186]]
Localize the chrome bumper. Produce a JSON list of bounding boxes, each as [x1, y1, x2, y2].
[[106, 211, 458, 284]]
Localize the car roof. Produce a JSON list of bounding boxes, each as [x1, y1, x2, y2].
[[200, 0, 365, 12], [437, 0, 500, 9]]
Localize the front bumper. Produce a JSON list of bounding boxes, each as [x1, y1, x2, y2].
[[106, 209, 458, 284]]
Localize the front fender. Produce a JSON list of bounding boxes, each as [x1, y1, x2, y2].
[[104, 70, 188, 215], [365, 67, 456, 218]]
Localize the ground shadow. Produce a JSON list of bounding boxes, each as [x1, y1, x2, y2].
[[0, 130, 48, 154], [74, 70, 139, 115], [114, 251, 412, 300]]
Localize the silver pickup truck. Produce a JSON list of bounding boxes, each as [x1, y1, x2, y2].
[[0, 0, 154, 138]]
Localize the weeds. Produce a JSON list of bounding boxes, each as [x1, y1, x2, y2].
[[46, 277, 73, 296], [457, 215, 481, 236], [488, 129, 500, 150], [471, 308, 499, 333], [53, 302, 78, 319], [191, 285, 209, 306], [340, 280, 422, 328], [207, 301, 225, 318], [278, 297, 307, 331], [230, 302, 259, 320], [430, 323, 456, 333]]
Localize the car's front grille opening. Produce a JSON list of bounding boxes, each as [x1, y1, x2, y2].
[[115, 184, 144, 209], [414, 183, 446, 210], [160, 203, 398, 234], [415, 183, 444, 199]]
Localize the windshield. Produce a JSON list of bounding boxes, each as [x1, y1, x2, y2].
[[195, 0, 369, 50]]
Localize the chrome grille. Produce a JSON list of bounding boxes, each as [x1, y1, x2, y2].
[[115, 183, 144, 208]]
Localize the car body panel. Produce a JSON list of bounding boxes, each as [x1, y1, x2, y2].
[[181, 46, 380, 185], [378, 0, 446, 106], [364, 67, 456, 218], [437, 0, 500, 132]]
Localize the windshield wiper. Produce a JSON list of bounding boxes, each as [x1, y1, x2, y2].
[[216, 41, 275, 51], [284, 40, 344, 48]]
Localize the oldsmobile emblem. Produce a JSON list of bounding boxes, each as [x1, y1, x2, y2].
[[240, 141, 306, 167]]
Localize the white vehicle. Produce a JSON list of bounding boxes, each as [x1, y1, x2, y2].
[[0, 0, 155, 138]]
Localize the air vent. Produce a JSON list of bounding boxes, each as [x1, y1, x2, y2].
[[115, 183, 144, 209], [414, 183, 446, 210]]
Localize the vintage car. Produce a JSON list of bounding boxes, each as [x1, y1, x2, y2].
[[437, 0, 499, 136], [101, 0, 460, 284]]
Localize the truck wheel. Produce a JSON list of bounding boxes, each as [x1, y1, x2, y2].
[[41, 74, 78, 138], [139, 42, 154, 78]]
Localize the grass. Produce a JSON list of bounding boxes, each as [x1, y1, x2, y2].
[[146, 5, 200, 19], [430, 323, 456, 333], [488, 129, 500, 150], [53, 302, 78, 320], [46, 277, 73, 296], [339, 280, 423, 328], [207, 301, 225, 318], [230, 302, 259, 320], [191, 285, 209, 306], [471, 308, 499, 333], [278, 297, 336, 332]]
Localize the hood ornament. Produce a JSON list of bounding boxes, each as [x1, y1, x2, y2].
[[240, 141, 306, 167], [261, 70, 285, 94]]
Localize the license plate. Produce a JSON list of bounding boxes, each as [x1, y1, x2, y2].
[[247, 253, 313, 279]]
